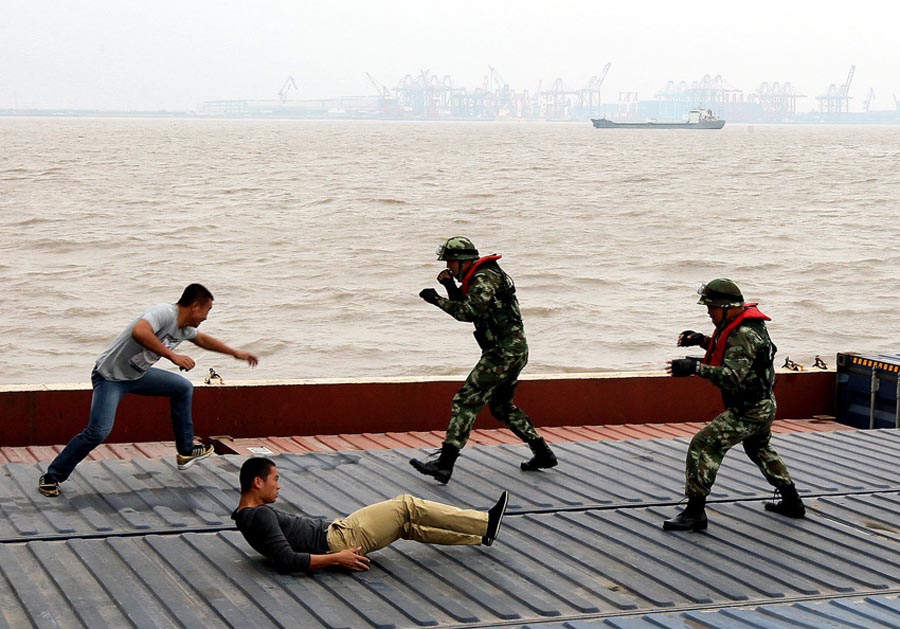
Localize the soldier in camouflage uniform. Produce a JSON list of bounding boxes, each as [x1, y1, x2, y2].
[[410, 237, 558, 484], [663, 278, 806, 531]]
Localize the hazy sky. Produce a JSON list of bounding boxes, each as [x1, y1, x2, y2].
[[2, 1, 898, 112]]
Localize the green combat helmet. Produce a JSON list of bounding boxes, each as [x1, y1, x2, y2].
[[697, 278, 745, 307], [436, 236, 479, 261]]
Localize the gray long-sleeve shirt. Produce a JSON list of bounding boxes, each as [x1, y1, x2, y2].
[[232, 505, 329, 574]]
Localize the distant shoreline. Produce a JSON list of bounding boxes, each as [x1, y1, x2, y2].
[[2, 108, 900, 125]]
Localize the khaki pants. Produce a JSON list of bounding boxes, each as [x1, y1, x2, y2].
[[326, 494, 487, 554]]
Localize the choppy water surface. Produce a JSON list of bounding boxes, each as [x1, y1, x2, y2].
[[2, 118, 899, 386]]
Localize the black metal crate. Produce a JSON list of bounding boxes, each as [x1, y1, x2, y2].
[[836, 352, 900, 429]]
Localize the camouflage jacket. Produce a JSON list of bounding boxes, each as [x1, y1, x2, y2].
[[698, 319, 777, 409], [434, 262, 527, 355]]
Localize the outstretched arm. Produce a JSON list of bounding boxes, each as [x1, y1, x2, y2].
[[191, 333, 259, 367]]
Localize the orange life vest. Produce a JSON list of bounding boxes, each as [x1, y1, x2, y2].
[[461, 255, 503, 295], [703, 303, 770, 366]]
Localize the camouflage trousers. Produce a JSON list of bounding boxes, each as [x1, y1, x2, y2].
[[684, 396, 793, 497], [444, 348, 540, 450]]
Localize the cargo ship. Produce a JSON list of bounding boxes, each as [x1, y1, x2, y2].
[[592, 108, 725, 129]]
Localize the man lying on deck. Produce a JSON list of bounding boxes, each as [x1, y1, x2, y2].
[[232, 457, 510, 574]]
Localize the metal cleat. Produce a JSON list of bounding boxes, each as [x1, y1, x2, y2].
[[204, 367, 224, 385]]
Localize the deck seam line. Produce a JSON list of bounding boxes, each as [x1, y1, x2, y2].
[[443, 585, 900, 628], [5, 487, 900, 545]]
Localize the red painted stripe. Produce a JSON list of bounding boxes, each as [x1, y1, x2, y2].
[[13, 420, 852, 463]]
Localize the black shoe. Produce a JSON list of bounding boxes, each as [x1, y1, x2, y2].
[[663, 496, 708, 531], [39, 474, 59, 497], [521, 437, 558, 471], [764, 483, 806, 518], [483, 491, 509, 546], [410, 443, 460, 484]]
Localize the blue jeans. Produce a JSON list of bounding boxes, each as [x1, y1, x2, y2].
[[48, 367, 195, 482]]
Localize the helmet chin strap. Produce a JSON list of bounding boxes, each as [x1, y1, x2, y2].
[[451, 259, 472, 281], [719, 305, 742, 325], [709, 305, 728, 326]]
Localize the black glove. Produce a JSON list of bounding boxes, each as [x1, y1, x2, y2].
[[669, 357, 701, 377], [419, 288, 440, 304], [677, 330, 706, 347], [438, 275, 463, 301]]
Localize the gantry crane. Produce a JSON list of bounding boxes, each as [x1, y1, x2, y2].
[[577, 62, 612, 113], [750, 82, 805, 115], [840, 65, 856, 101], [541, 78, 581, 119], [817, 66, 855, 113], [487, 65, 513, 115]]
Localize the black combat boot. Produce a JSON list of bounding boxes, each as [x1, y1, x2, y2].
[[410, 443, 460, 484], [764, 483, 806, 518], [521, 437, 558, 471], [663, 496, 708, 531]]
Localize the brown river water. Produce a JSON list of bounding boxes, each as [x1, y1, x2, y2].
[[2, 117, 899, 386]]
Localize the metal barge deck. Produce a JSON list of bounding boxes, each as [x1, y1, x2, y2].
[[5, 421, 900, 628]]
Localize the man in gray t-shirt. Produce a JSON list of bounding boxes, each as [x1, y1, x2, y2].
[[95, 302, 200, 381], [39, 284, 259, 497]]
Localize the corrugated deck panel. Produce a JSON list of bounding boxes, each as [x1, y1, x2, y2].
[[813, 492, 900, 541], [7, 429, 900, 628], [3, 428, 898, 540], [512, 594, 900, 628], [6, 498, 900, 627]]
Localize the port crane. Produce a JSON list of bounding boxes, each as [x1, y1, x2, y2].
[[750, 82, 805, 115], [863, 87, 875, 112], [278, 76, 297, 104], [365, 72, 392, 99], [817, 65, 854, 113], [487, 66, 510, 93], [487, 66, 515, 115], [541, 77, 581, 119], [577, 62, 612, 112]]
